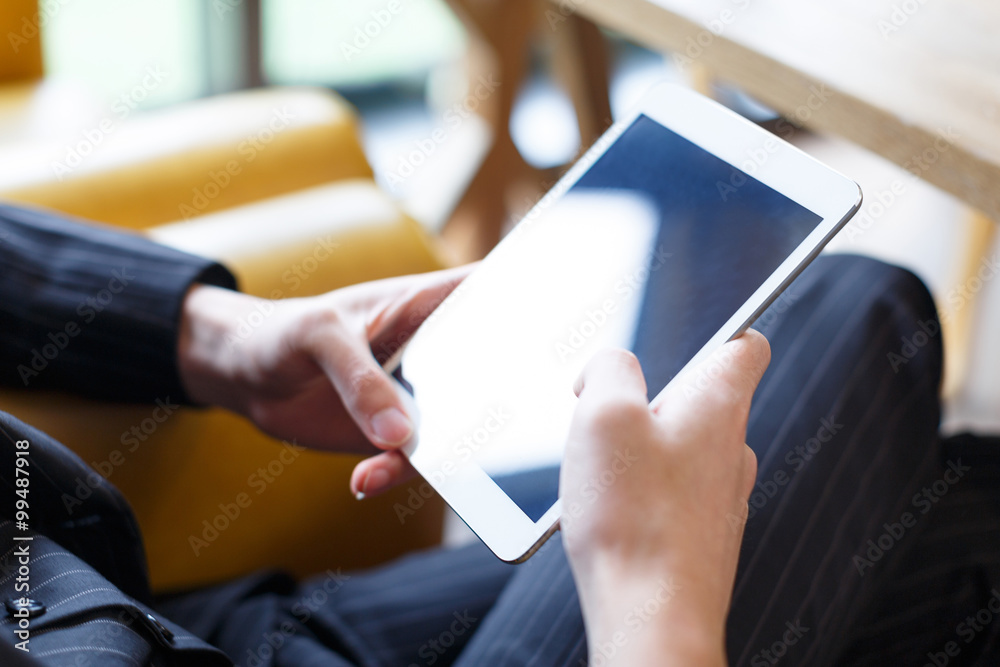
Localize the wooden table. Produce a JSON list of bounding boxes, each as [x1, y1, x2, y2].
[[565, 0, 1000, 395], [572, 0, 1000, 222]]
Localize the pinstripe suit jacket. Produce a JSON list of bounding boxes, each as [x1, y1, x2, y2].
[[0, 204, 238, 665]]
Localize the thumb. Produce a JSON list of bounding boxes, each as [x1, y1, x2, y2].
[[573, 348, 649, 406], [719, 328, 771, 402], [658, 328, 771, 414]]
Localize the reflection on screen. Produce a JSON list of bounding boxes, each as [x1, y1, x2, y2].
[[400, 114, 822, 521]]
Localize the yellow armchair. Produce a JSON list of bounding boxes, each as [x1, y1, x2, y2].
[[0, 9, 448, 591], [0, 179, 448, 589], [0, 87, 374, 230]]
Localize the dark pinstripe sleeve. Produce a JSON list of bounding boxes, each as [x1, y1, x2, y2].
[[0, 203, 237, 403]]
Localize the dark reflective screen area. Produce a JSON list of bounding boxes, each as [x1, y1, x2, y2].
[[401, 114, 822, 521], [583, 114, 822, 396]]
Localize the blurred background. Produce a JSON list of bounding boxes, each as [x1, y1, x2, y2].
[[3, 0, 998, 580], [35, 0, 690, 240]]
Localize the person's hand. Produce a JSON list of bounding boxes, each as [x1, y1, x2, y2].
[[561, 331, 770, 666], [177, 266, 472, 470]]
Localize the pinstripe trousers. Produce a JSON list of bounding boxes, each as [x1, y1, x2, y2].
[[160, 254, 1000, 666]]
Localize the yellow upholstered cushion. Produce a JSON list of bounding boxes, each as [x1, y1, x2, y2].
[[0, 181, 449, 591], [0, 87, 373, 229], [0, 390, 446, 592], [149, 180, 447, 298]]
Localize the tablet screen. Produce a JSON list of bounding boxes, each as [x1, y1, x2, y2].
[[399, 113, 822, 522]]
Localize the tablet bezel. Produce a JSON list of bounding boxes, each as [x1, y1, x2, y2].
[[402, 82, 862, 562]]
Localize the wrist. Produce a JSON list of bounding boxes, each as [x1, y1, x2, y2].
[[575, 555, 728, 667], [599, 617, 726, 667], [585, 586, 727, 667], [177, 284, 252, 409]]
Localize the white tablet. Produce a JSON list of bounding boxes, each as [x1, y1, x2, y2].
[[396, 82, 861, 562]]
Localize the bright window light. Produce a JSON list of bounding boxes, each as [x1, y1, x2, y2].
[[41, 0, 207, 109], [263, 0, 466, 87]]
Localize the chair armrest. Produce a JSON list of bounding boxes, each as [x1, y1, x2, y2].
[[148, 179, 449, 297], [0, 87, 373, 229]]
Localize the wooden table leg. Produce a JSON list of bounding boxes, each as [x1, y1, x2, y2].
[[941, 211, 998, 399], [440, 0, 543, 262], [550, 11, 613, 149], [440, 0, 613, 262]]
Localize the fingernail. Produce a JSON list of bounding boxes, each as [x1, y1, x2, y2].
[[370, 407, 413, 446], [362, 468, 391, 497], [355, 491, 366, 501]]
